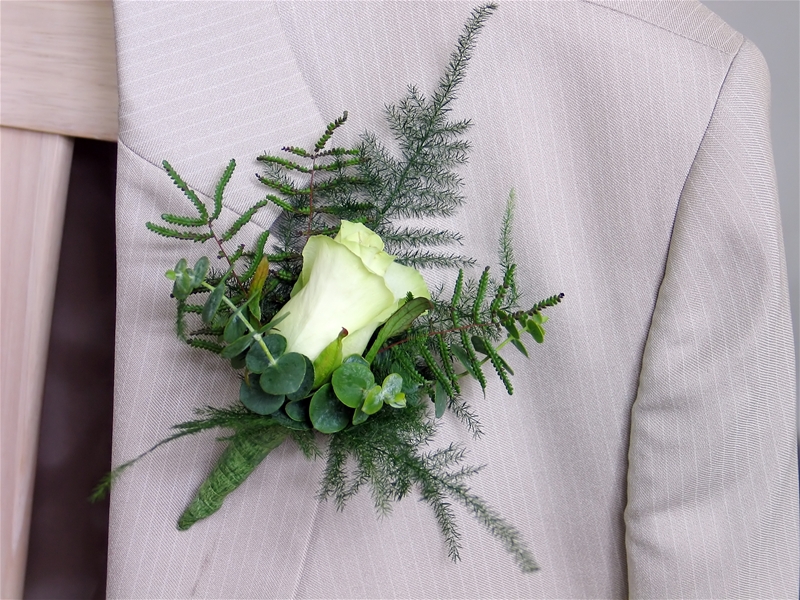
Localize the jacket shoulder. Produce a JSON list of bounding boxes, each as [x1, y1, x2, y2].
[[583, 0, 743, 54]]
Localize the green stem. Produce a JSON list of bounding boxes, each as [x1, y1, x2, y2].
[[177, 426, 289, 530], [202, 282, 276, 364]]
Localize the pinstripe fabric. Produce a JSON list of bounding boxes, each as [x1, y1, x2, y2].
[[110, 2, 798, 597]]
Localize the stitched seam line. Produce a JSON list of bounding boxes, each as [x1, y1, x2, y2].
[[579, 0, 741, 55]]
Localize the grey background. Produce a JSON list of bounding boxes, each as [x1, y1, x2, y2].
[[703, 0, 799, 429]]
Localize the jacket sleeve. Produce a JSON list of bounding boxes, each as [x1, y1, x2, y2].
[[624, 39, 799, 599]]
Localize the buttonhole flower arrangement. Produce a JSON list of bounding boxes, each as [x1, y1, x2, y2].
[[94, 4, 563, 573]]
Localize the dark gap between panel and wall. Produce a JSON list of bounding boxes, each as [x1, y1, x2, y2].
[[23, 138, 117, 600]]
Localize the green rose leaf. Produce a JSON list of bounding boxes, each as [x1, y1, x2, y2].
[[239, 376, 285, 415], [259, 352, 306, 395], [331, 362, 375, 408], [220, 332, 255, 359], [312, 328, 346, 388], [364, 296, 433, 363], [246, 334, 287, 373], [286, 355, 315, 402], [309, 384, 352, 434]]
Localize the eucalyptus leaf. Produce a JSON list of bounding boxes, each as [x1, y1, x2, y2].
[[352, 403, 370, 425], [270, 408, 311, 430], [434, 380, 447, 418], [525, 320, 545, 344], [285, 398, 311, 422], [471, 335, 490, 355], [529, 312, 548, 325], [342, 355, 369, 368], [230, 350, 248, 370], [331, 362, 375, 408], [191, 256, 210, 286], [286, 355, 315, 402], [220, 332, 255, 358], [497, 354, 514, 376], [510, 338, 529, 358], [246, 334, 287, 373], [202, 278, 227, 324], [309, 384, 352, 434], [239, 376, 285, 415], [390, 361, 421, 394], [172, 259, 193, 300], [223, 312, 248, 343], [361, 385, 383, 415], [379, 373, 406, 408], [451, 345, 477, 379], [503, 319, 520, 340], [259, 352, 307, 395], [258, 312, 290, 334]]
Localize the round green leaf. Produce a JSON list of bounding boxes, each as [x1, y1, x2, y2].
[[331, 362, 375, 408], [525, 321, 544, 344], [309, 384, 352, 434], [191, 256, 210, 286], [259, 352, 306, 395], [342, 354, 369, 368], [361, 385, 384, 415], [172, 258, 193, 300], [380, 373, 406, 409], [285, 398, 311, 422], [380, 373, 403, 398], [202, 280, 226, 324], [230, 350, 248, 370], [240, 376, 285, 415], [246, 334, 287, 373], [270, 408, 311, 431], [352, 406, 369, 425], [287, 355, 315, 401]]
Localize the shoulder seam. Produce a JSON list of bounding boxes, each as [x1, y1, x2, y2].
[[580, 0, 743, 55]]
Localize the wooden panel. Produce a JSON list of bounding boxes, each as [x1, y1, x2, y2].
[[0, 1, 118, 141], [1, 127, 74, 600]]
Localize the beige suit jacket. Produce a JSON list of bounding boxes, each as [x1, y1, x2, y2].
[[110, 1, 798, 597]]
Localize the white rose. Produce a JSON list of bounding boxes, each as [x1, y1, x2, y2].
[[273, 221, 430, 361]]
